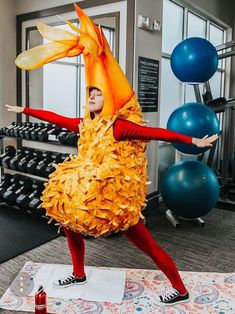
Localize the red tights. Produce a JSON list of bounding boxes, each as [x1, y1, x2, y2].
[[63, 220, 187, 294]]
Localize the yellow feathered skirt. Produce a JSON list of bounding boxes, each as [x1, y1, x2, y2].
[[41, 98, 148, 237]]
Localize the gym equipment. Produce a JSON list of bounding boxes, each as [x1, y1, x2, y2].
[[35, 151, 55, 177], [16, 180, 45, 213], [3, 122, 17, 136], [38, 124, 62, 141], [26, 151, 45, 174], [2, 176, 32, 206], [0, 127, 6, 136], [13, 122, 27, 137], [17, 149, 36, 172], [57, 130, 79, 146], [18, 122, 34, 138], [43, 153, 65, 176], [66, 132, 80, 146], [167, 102, 220, 155], [0, 174, 14, 198], [161, 160, 219, 221], [9, 147, 33, 171], [1, 146, 17, 168], [0, 121, 76, 220], [30, 123, 46, 140], [24, 123, 39, 139], [28, 181, 46, 216], [192, 41, 235, 211], [37, 124, 54, 141], [171, 37, 218, 83], [6, 122, 21, 136], [0, 174, 23, 201]]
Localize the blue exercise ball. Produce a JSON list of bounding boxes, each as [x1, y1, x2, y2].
[[167, 102, 219, 155], [160, 160, 219, 219], [171, 37, 218, 83]]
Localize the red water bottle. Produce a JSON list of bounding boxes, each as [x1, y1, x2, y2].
[[35, 285, 47, 314]]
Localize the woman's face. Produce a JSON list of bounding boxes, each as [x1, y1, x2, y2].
[[88, 88, 104, 114]]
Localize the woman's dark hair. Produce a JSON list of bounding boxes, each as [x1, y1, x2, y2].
[[89, 86, 101, 95]]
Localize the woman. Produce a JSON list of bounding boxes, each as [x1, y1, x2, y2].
[[5, 88, 217, 306]]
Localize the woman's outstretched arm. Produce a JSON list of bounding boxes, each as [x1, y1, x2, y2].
[[5, 104, 83, 133]]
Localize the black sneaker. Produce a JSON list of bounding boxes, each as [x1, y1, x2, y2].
[[156, 288, 190, 306], [53, 273, 87, 289]]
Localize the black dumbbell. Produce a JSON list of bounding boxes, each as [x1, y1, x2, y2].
[[43, 153, 65, 176], [66, 132, 79, 146], [24, 123, 39, 140], [3, 176, 32, 206], [57, 131, 79, 146], [9, 147, 31, 171], [0, 128, 5, 136], [26, 151, 44, 174], [36, 154, 62, 177], [0, 174, 14, 200], [1, 146, 16, 168], [12, 122, 27, 137], [29, 181, 45, 214], [18, 122, 34, 138], [4, 122, 17, 136], [16, 180, 45, 212], [0, 174, 22, 201], [15, 122, 30, 137], [37, 124, 54, 141], [57, 130, 69, 145], [47, 125, 63, 141], [30, 123, 46, 140], [7, 122, 22, 137], [0, 173, 13, 185], [28, 180, 46, 217], [17, 149, 36, 172], [35, 151, 54, 177], [29, 150, 49, 175], [61, 153, 70, 162], [0, 127, 8, 136]]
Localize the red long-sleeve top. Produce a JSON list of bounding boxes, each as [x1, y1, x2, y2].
[[23, 108, 193, 144]]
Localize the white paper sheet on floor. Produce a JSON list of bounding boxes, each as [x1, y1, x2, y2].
[[29, 264, 126, 304]]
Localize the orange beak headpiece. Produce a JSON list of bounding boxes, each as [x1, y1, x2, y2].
[[15, 4, 134, 118]]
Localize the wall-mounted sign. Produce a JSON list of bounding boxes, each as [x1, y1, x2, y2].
[[138, 56, 159, 112]]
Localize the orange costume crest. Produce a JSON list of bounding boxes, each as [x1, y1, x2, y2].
[[15, 4, 134, 118]]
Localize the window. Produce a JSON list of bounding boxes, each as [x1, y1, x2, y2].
[[160, 0, 227, 128]]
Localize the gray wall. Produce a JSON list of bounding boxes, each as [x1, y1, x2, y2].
[[15, 0, 84, 15], [134, 0, 163, 193], [0, 0, 16, 129]]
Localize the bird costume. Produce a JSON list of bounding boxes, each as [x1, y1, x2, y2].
[[16, 4, 193, 297], [16, 4, 192, 238]]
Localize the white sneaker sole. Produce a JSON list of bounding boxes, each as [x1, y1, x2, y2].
[[53, 279, 87, 289]]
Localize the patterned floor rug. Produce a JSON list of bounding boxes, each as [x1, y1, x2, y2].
[[0, 261, 234, 313]]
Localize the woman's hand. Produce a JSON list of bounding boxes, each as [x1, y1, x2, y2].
[[5, 104, 24, 113], [192, 134, 219, 148]]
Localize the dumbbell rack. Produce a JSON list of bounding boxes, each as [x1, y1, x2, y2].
[[0, 130, 77, 215]]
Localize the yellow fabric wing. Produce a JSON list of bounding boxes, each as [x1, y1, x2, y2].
[[15, 42, 80, 70], [37, 21, 78, 41]]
